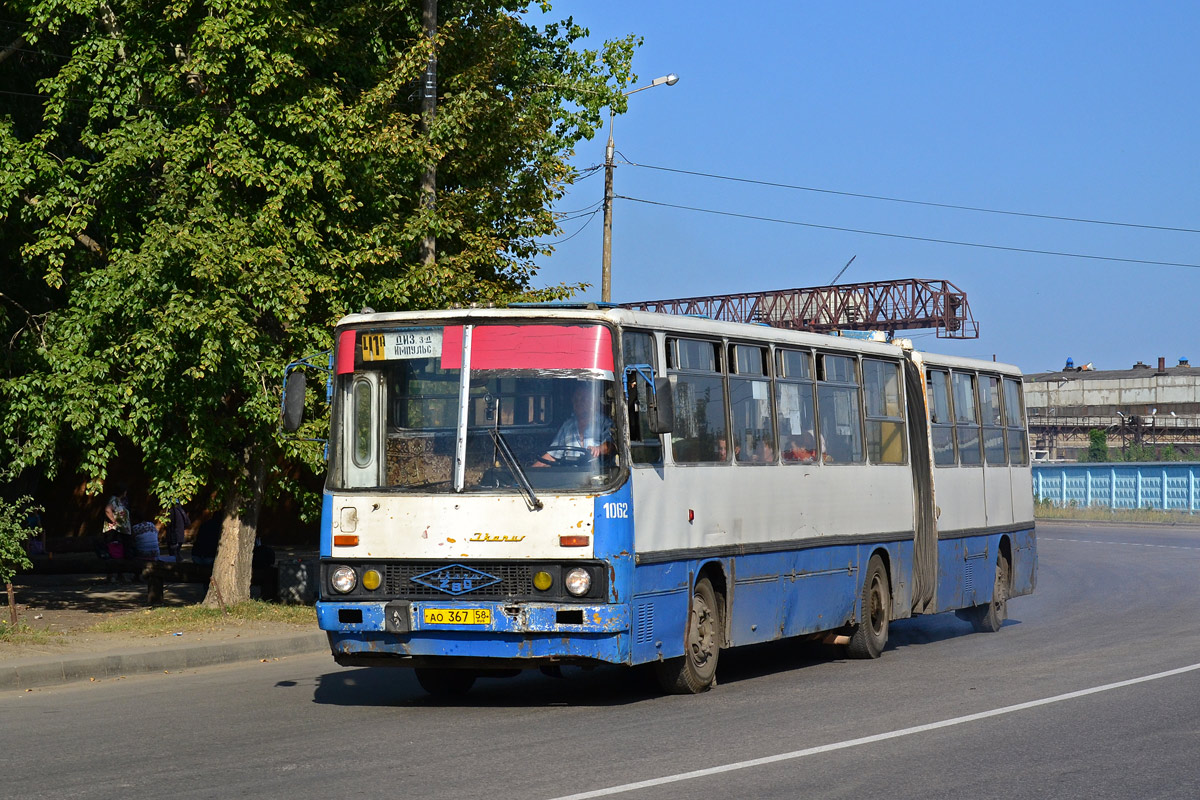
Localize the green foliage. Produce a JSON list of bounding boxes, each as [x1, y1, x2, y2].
[[1109, 443, 1195, 462], [0, 2, 637, 516], [0, 496, 40, 586], [1079, 429, 1110, 462]]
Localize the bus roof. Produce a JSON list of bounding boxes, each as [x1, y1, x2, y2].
[[336, 307, 1021, 376]]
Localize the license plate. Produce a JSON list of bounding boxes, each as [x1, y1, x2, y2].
[[422, 608, 491, 625]]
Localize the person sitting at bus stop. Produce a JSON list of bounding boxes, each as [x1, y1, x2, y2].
[[534, 384, 614, 466]]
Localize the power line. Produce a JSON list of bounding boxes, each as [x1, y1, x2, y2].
[[536, 209, 600, 247], [555, 198, 603, 217], [615, 194, 1200, 271], [622, 161, 1200, 235]]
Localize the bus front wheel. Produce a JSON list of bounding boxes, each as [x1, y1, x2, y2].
[[414, 668, 476, 698], [656, 576, 721, 694], [847, 555, 890, 659]]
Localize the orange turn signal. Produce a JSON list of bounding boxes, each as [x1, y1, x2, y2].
[[559, 535, 590, 547], [333, 535, 359, 547]]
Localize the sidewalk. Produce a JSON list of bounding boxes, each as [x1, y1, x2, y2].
[[1, 575, 328, 691]]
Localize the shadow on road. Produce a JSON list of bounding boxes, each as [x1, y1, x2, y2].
[[305, 612, 1017, 707], [310, 662, 659, 708]]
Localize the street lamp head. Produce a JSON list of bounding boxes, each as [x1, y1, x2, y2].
[[649, 73, 680, 88]]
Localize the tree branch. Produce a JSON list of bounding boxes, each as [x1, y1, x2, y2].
[[99, 4, 126, 62], [21, 194, 105, 255], [0, 291, 48, 349], [0, 33, 26, 66]]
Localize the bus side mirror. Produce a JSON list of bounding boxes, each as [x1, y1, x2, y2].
[[282, 370, 306, 432], [647, 376, 674, 435]]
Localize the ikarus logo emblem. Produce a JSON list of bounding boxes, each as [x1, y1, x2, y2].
[[411, 564, 501, 596]]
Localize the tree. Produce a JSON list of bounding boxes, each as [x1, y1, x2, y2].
[[0, 496, 40, 626], [0, 1, 637, 605], [1081, 429, 1109, 463]]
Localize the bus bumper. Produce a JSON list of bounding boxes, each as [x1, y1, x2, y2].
[[317, 600, 631, 666]]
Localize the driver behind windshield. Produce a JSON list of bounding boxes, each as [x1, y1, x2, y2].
[[534, 383, 614, 466]]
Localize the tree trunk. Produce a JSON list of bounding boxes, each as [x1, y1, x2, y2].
[[6, 582, 16, 627], [203, 452, 268, 607]]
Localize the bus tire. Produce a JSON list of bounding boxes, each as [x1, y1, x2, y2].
[[847, 554, 889, 659], [414, 668, 476, 698], [966, 554, 1009, 633], [655, 576, 721, 694]]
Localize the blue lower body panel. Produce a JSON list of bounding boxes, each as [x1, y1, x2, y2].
[[934, 527, 1037, 614], [318, 600, 631, 666], [628, 540, 915, 665]]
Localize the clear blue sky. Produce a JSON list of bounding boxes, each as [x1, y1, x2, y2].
[[528, 2, 1199, 374]]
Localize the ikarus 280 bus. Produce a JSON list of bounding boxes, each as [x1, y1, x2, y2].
[[284, 305, 1036, 696]]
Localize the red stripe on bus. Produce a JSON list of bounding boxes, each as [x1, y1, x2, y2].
[[336, 330, 357, 374], [441, 325, 613, 371]]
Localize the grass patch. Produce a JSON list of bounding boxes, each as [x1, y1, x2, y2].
[[1035, 504, 1200, 524], [0, 620, 63, 644], [89, 600, 316, 636]]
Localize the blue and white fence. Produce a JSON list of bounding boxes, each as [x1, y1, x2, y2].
[[1032, 462, 1200, 513]]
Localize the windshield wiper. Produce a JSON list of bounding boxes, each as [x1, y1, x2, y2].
[[488, 428, 543, 511]]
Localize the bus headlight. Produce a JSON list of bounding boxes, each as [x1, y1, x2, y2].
[[362, 569, 382, 591], [564, 567, 592, 597], [331, 566, 357, 594]]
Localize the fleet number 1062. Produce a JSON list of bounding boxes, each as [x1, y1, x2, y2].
[[603, 502, 629, 519]]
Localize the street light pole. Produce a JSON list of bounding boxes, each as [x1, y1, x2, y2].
[[600, 73, 678, 303]]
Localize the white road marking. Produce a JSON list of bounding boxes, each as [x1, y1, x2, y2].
[[1042, 536, 1200, 551], [545, 662, 1200, 800]]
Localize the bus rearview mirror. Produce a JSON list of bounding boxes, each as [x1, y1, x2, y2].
[[282, 370, 306, 432], [647, 376, 674, 435]]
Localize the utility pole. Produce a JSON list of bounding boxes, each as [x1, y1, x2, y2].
[[601, 120, 615, 302], [419, 0, 437, 269], [599, 74, 678, 303]]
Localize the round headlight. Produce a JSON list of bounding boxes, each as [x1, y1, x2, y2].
[[362, 569, 382, 591], [331, 566, 357, 594], [564, 567, 592, 597], [533, 570, 553, 591]]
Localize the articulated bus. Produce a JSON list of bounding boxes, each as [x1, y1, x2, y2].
[[299, 305, 1036, 696]]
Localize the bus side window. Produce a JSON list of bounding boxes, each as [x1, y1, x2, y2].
[[927, 369, 956, 466], [729, 344, 775, 463], [1004, 377, 1029, 465], [667, 338, 727, 463], [952, 372, 982, 466], [817, 353, 863, 464], [863, 359, 906, 464], [777, 349, 817, 464], [980, 375, 1006, 465], [623, 330, 663, 465]]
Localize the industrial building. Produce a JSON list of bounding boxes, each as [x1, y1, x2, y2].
[[1025, 357, 1200, 461]]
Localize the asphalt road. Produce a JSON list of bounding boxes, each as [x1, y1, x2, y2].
[[4, 521, 1198, 800]]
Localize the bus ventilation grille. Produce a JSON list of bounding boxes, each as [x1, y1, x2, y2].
[[635, 603, 654, 644]]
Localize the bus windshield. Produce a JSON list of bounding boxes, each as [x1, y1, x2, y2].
[[334, 323, 620, 494]]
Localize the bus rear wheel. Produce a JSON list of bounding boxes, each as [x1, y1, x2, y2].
[[656, 576, 721, 694], [414, 668, 476, 698], [961, 554, 1009, 633], [847, 554, 890, 659]]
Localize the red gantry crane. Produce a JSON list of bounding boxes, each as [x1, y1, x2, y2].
[[621, 278, 979, 339]]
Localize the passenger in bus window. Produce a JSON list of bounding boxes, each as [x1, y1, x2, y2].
[[533, 384, 614, 465], [783, 432, 817, 464], [752, 436, 775, 463]]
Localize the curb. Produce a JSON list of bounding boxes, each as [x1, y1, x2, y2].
[[1, 631, 329, 691], [1034, 517, 1200, 531]]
